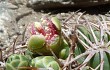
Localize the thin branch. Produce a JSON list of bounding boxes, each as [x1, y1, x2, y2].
[[89, 67, 95, 70], [105, 41, 110, 48], [95, 16, 104, 44], [76, 11, 86, 24], [63, 51, 90, 68], [104, 49, 110, 55], [0, 49, 3, 61], [64, 36, 76, 69], [64, 53, 73, 70], [22, 22, 30, 41], [12, 35, 19, 54], [17, 67, 52, 70], [100, 15, 107, 29], [77, 62, 88, 70], [49, 47, 63, 67], [87, 21, 98, 45], [83, 16, 99, 45], [80, 51, 95, 69], [106, 31, 110, 35], [100, 25, 104, 46], [63, 9, 81, 24], [95, 61, 104, 70], [77, 37, 91, 50], [89, 22, 99, 30]]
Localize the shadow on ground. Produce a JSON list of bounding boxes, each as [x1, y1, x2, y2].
[[33, 3, 110, 15]]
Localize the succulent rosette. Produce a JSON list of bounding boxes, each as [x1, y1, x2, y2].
[[6, 54, 30, 70], [27, 17, 64, 56], [31, 56, 61, 70]]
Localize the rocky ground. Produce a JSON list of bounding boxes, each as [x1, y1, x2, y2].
[[0, 0, 110, 69]]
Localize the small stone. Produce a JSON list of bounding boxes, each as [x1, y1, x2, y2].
[[61, 13, 66, 16], [0, 30, 3, 33]]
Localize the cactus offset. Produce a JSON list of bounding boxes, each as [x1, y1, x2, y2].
[[6, 54, 30, 70], [31, 56, 61, 70]]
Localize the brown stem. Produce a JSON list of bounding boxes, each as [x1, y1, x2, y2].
[[13, 35, 19, 54], [49, 47, 63, 67], [63, 51, 90, 68], [63, 9, 81, 24], [0, 49, 3, 61]]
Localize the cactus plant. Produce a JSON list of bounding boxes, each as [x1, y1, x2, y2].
[[31, 56, 61, 70], [64, 16, 110, 70], [74, 18, 110, 70], [27, 17, 66, 56], [6, 54, 30, 70]]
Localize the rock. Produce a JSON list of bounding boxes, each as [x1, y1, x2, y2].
[[0, 1, 32, 48], [0, 1, 17, 48], [0, 0, 44, 48], [0, 1, 18, 9], [6, 0, 28, 5]]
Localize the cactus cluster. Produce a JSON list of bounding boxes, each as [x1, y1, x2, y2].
[[28, 17, 64, 56], [5, 15, 110, 70], [5, 17, 69, 70]]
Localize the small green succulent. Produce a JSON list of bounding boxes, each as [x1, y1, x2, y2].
[[31, 56, 61, 70], [6, 54, 30, 70]]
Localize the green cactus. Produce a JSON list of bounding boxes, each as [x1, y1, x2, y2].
[[6, 54, 30, 70], [31, 56, 61, 70], [74, 23, 110, 70]]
